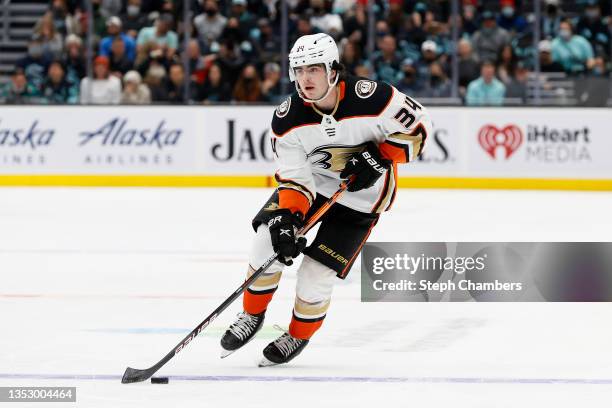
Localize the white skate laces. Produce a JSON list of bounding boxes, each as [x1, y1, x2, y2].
[[272, 326, 304, 357], [228, 312, 260, 341]]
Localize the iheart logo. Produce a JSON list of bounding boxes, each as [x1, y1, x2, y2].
[[478, 125, 523, 159]]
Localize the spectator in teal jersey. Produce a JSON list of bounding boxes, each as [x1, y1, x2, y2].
[[41, 60, 79, 104], [551, 20, 595, 75], [0, 70, 39, 104], [466, 61, 506, 106]]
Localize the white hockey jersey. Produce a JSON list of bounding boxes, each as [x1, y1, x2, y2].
[[270, 75, 432, 216]]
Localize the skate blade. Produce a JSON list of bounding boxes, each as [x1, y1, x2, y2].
[[258, 357, 279, 367], [220, 349, 236, 359]]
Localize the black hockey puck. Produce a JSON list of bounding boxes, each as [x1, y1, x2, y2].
[[151, 377, 169, 384]]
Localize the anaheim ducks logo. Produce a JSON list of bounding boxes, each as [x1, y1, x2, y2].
[[355, 80, 377, 99], [275, 96, 291, 118], [307, 144, 366, 172]]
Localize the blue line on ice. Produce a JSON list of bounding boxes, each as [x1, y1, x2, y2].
[[1, 373, 611, 385]]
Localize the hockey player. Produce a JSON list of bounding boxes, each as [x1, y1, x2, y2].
[[220, 33, 432, 366]]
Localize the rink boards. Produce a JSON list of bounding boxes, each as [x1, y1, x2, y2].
[[0, 105, 611, 190]]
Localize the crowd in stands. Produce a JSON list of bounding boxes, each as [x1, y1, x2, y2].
[[1, 0, 610, 105]]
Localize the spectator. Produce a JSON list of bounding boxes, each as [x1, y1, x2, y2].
[[471, 10, 510, 63], [34, 12, 64, 58], [343, 3, 368, 51], [80, 56, 122, 104], [154, 63, 198, 103], [233, 63, 264, 102], [253, 18, 280, 64], [120, 0, 148, 38], [420, 61, 451, 98], [496, 44, 518, 85], [184, 39, 208, 85], [199, 63, 231, 103], [538, 40, 564, 73], [41, 60, 78, 104], [214, 39, 246, 86], [97, 0, 122, 19], [49, 0, 80, 37], [109, 37, 134, 76], [16, 38, 50, 92], [466, 61, 506, 106], [505, 61, 529, 103], [497, 0, 528, 34], [460, 0, 479, 36], [63, 34, 86, 84], [261, 62, 283, 103], [458, 38, 480, 92], [194, 0, 227, 47], [292, 16, 318, 45], [372, 35, 402, 86], [121, 70, 151, 104], [340, 39, 362, 76], [575, 0, 610, 59], [100, 16, 137, 62], [415, 40, 439, 82], [310, 0, 343, 39], [541, 0, 563, 40], [229, 0, 256, 37], [136, 13, 179, 59], [551, 20, 595, 74], [397, 59, 424, 95], [0, 70, 38, 104], [144, 64, 167, 102]]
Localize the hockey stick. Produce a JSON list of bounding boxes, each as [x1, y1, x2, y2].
[[121, 181, 350, 383]]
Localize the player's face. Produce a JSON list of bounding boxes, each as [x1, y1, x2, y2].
[[294, 64, 328, 100]]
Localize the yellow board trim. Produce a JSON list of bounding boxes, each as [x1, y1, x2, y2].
[[0, 175, 611, 191]]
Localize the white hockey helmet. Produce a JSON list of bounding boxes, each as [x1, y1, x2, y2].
[[288, 33, 340, 102]]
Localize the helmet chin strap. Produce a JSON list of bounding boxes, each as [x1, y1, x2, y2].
[[295, 70, 339, 104]]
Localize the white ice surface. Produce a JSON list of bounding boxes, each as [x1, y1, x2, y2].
[[1, 187, 612, 407]]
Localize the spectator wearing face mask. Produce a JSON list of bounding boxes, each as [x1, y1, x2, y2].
[[575, 0, 610, 59], [496, 0, 527, 34], [397, 59, 424, 96], [471, 10, 510, 64], [120, 0, 148, 38], [194, 0, 227, 47], [551, 19, 595, 75], [309, 0, 343, 39], [421, 61, 451, 98], [541, 0, 563, 40], [232, 63, 265, 102]]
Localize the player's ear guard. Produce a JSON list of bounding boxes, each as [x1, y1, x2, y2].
[[268, 209, 307, 266], [340, 142, 391, 192]]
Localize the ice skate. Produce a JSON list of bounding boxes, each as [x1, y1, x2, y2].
[[220, 311, 265, 358], [258, 330, 309, 367]]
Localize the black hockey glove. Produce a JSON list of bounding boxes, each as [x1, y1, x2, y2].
[[340, 142, 391, 192], [268, 209, 307, 266]]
